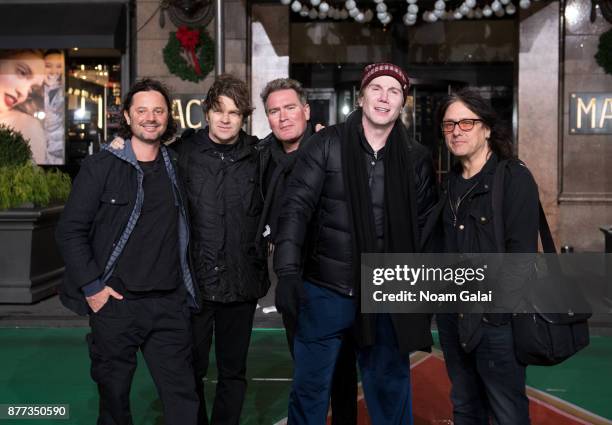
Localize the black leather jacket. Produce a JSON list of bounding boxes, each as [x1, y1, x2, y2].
[[176, 128, 270, 303]]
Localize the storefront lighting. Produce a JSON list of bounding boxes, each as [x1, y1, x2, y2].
[[282, 0, 541, 25], [98, 96, 103, 129], [75, 108, 87, 120]]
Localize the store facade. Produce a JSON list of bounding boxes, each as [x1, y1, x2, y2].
[[0, 0, 131, 174], [1, 0, 609, 251], [247, 0, 611, 251]]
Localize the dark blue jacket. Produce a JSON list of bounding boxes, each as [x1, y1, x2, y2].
[[56, 140, 198, 315]]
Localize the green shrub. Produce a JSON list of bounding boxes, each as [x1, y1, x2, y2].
[[0, 165, 72, 210], [0, 124, 32, 167], [0, 126, 72, 210]]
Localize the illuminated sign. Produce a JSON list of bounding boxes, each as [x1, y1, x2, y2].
[[569, 93, 612, 134], [172, 94, 204, 130]]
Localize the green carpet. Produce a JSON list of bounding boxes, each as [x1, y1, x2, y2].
[[0, 328, 610, 424]]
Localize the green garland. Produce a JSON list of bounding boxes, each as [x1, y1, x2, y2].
[[595, 29, 612, 76], [163, 27, 214, 83]]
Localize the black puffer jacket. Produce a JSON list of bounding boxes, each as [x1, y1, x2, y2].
[[274, 123, 437, 296], [176, 128, 269, 303]]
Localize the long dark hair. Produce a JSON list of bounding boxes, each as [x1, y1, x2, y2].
[[118, 78, 177, 143], [437, 88, 515, 160]]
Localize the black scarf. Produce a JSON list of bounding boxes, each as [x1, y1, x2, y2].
[[342, 108, 417, 259], [342, 108, 419, 346]]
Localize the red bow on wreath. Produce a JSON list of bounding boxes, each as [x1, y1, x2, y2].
[[176, 26, 202, 75]]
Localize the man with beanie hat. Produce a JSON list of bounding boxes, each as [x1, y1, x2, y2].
[[274, 63, 436, 425]]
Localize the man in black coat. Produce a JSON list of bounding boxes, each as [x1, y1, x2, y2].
[[56, 79, 199, 425], [274, 63, 437, 425], [175, 74, 269, 425], [257, 78, 357, 425]]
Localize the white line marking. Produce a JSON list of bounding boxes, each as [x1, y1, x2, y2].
[[527, 386, 612, 425]]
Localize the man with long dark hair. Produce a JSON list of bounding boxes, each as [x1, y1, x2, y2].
[[422, 88, 538, 424], [274, 63, 436, 424], [56, 78, 199, 425]]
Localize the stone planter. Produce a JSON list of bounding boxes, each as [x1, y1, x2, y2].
[[0, 205, 64, 303]]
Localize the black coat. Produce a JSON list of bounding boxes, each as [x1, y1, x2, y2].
[[421, 153, 540, 352], [274, 123, 437, 355], [256, 123, 314, 245], [56, 143, 197, 315], [176, 128, 270, 303]]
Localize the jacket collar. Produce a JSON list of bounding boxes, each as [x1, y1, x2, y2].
[[263, 121, 314, 155], [445, 151, 499, 196], [103, 137, 141, 168], [195, 127, 258, 161]]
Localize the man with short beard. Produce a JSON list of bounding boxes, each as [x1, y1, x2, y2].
[[56, 78, 199, 425], [257, 78, 357, 425], [176, 74, 269, 425], [274, 63, 437, 425]]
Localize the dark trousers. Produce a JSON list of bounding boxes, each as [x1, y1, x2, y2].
[[192, 300, 257, 425], [284, 313, 358, 425], [437, 314, 530, 425], [289, 281, 412, 425], [87, 294, 198, 425]]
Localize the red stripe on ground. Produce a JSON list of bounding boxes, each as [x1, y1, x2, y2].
[[339, 355, 593, 424]]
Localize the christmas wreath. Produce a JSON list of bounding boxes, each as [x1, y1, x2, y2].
[[595, 28, 612, 76], [163, 26, 214, 82]]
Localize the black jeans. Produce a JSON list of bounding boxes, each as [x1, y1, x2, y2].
[[87, 293, 198, 425], [284, 312, 358, 425], [192, 300, 257, 425], [437, 314, 530, 425]]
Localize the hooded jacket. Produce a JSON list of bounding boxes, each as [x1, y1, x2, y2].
[[56, 140, 198, 316]]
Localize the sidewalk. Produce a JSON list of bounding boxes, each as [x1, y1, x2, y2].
[[0, 289, 284, 328]]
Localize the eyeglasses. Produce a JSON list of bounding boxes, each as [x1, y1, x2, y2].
[[441, 119, 483, 133]]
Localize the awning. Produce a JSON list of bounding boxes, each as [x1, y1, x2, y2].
[[0, 1, 128, 51]]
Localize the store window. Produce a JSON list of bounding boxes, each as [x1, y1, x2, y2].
[[0, 49, 122, 173], [65, 51, 122, 171]]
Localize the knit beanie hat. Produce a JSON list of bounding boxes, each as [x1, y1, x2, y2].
[[360, 62, 410, 99]]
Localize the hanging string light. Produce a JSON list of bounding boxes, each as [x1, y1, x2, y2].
[[281, 0, 541, 26]]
